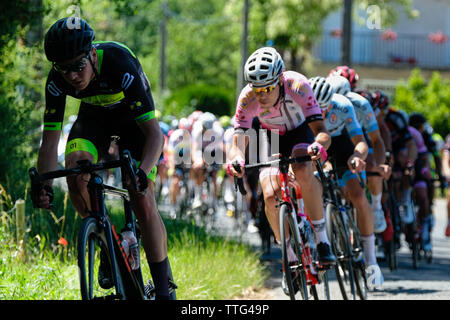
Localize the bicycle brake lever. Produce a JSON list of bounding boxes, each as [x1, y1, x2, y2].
[[122, 150, 139, 192], [350, 159, 365, 189], [232, 162, 247, 196]]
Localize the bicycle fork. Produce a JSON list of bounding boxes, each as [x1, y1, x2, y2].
[[88, 174, 126, 299]]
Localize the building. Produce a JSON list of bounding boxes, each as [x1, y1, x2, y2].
[[313, 0, 450, 95]]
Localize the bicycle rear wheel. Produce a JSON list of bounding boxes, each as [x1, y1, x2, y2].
[[78, 217, 124, 300], [325, 203, 356, 300], [346, 208, 367, 300], [384, 192, 399, 271], [279, 203, 308, 300]]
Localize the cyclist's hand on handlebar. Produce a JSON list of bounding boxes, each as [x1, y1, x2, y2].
[[308, 142, 327, 162], [349, 156, 366, 174], [135, 168, 149, 192], [33, 185, 54, 210], [376, 164, 392, 180], [227, 157, 245, 178]]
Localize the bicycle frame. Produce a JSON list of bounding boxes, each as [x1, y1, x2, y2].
[[29, 150, 147, 299], [89, 172, 146, 298]]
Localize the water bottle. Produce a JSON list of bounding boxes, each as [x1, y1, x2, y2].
[[122, 230, 140, 270]]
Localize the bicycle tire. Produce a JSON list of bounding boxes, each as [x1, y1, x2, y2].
[[279, 203, 308, 300], [325, 203, 356, 300], [388, 192, 400, 270], [384, 193, 398, 271], [78, 217, 124, 300], [346, 208, 367, 300]]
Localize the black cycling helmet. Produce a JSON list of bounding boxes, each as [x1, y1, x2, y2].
[[44, 17, 95, 62], [372, 90, 389, 112], [409, 112, 427, 129], [354, 89, 375, 106]]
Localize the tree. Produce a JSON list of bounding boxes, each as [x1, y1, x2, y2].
[[393, 68, 450, 137], [246, 0, 417, 73]]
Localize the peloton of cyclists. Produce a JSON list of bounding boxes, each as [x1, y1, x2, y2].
[[309, 75, 384, 290]]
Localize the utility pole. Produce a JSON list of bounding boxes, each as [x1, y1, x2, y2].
[[237, 0, 249, 96], [160, 1, 168, 93], [341, 0, 352, 66]]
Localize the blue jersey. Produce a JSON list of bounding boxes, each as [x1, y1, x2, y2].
[[346, 92, 379, 134], [325, 94, 363, 138]]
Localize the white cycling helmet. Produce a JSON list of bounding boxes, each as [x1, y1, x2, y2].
[[327, 75, 351, 96], [197, 112, 216, 130], [309, 76, 334, 109], [244, 47, 285, 88]]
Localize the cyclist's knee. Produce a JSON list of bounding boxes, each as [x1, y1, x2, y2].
[[346, 181, 368, 208]]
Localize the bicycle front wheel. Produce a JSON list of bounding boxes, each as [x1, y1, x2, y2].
[[325, 203, 356, 300], [78, 217, 124, 300], [279, 203, 308, 300]]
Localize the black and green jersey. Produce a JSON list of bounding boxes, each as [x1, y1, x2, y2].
[[43, 41, 155, 131]]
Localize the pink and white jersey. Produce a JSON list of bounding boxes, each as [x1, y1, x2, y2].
[[234, 71, 323, 135]]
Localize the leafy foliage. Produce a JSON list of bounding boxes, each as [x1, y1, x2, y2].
[[164, 84, 234, 117], [393, 68, 450, 137]]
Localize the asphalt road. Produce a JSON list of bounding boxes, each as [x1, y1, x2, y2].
[[160, 195, 450, 300], [245, 198, 450, 300]]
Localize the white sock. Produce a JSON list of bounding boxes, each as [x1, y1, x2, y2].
[[371, 193, 382, 211], [311, 218, 329, 245], [361, 233, 377, 266]]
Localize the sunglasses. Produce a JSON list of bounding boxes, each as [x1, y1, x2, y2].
[[53, 52, 90, 74], [252, 84, 277, 94]]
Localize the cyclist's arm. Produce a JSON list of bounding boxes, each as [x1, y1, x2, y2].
[[349, 134, 369, 173], [443, 149, 450, 179], [308, 120, 331, 150], [228, 129, 249, 177], [376, 114, 392, 153], [405, 138, 418, 163], [368, 129, 386, 165], [37, 130, 61, 185], [137, 118, 164, 177]]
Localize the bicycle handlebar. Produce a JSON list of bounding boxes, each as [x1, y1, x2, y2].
[[29, 150, 139, 208], [233, 154, 312, 196]]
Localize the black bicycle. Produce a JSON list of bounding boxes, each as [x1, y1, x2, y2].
[[315, 158, 367, 300], [233, 154, 332, 300], [29, 150, 177, 300]]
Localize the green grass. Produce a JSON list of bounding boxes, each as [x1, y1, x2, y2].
[[0, 197, 268, 300]]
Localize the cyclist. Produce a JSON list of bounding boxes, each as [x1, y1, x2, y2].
[[191, 112, 224, 209], [167, 117, 193, 218], [374, 92, 418, 225], [443, 134, 450, 237], [227, 47, 337, 282], [328, 65, 359, 90], [407, 112, 435, 257], [33, 17, 171, 300], [327, 75, 390, 234], [220, 115, 237, 212], [309, 76, 384, 290]]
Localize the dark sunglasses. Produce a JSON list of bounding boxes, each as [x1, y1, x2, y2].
[[53, 52, 90, 74]]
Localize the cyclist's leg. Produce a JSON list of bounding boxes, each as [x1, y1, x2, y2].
[[259, 168, 283, 242], [366, 151, 387, 233], [115, 108, 170, 299], [288, 123, 334, 263], [344, 175, 383, 289], [191, 166, 206, 208], [65, 104, 110, 218]]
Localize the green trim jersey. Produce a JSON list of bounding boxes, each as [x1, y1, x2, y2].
[[43, 41, 155, 131]]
